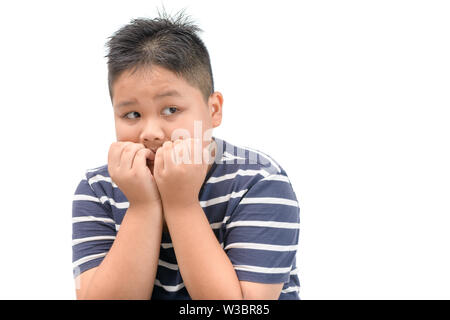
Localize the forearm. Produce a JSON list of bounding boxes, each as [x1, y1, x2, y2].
[[164, 202, 243, 300], [82, 203, 163, 299]]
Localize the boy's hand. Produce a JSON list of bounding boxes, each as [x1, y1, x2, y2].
[[153, 138, 209, 211], [108, 141, 161, 208]]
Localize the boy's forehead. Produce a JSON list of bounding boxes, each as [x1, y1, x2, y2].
[[113, 68, 186, 99], [113, 66, 203, 106], [118, 66, 180, 86], [114, 89, 184, 108]]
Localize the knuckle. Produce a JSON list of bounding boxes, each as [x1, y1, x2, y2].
[[123, 144, 135, 152], [116, 141, 128, 149], [123, 141, 134, 147]]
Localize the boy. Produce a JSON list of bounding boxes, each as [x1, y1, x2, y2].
[[72, 10, 300, 300]]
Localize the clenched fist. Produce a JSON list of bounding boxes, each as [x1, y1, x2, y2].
[[107, 141, 161, 208], [153, 138, 210, 212]]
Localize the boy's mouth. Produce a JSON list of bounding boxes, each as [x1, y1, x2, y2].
[[146, 158, 155, 174], [146, 148, 156, 174]]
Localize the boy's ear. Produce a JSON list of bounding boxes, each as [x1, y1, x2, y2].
[[208, 92, 223, 128]]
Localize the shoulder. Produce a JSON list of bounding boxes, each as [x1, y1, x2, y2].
[[73, 164, 117, 212], [75, 164, 113, 192], [213, 137, 289, 184], [84, 164, 110, 181], [207, 137, 299, 208]]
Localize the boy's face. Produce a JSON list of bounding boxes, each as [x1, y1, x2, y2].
[[111, 65, 223, 174]]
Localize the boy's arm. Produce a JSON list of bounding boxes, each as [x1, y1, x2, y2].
[[74, 142, 164, 299], [164, 202, 283, 300], [77, 203, 163, 300], [154, 139, 291, 299]]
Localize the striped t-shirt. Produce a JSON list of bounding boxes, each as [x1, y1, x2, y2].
[[72, 136, 301, 299]]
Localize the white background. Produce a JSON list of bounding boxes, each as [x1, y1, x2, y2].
[[0, 0, 449, 299]]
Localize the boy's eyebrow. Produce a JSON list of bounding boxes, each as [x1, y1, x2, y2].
[[115, 90, 183, 108], [153, 89, 183, 100]]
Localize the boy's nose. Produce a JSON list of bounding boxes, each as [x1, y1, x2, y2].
[[140, 120, 165, 145]]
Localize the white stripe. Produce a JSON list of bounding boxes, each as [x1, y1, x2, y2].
[[89, 174, 118, 188], [226, 220, 300, 230], [86, 165, 106, 173], [73, 194, 100, 202], [260, 174, 290, 183], [281, 286, 300, 294], [72, 216, 115, 225], [199, 189, 248, 207], [239, 197, 299, 207], [73, 252, 107, 268], [154, 279, 185, 292], [210, 216, 231, 229], [232, 144, 281, 173], [223, 216, 231, 224], [210, 221, 223, 229], [222, 151, 246, 160], [73, 194, 129, 210], [290, 268, 299, 275], [206, 169, 270, 184], [99, 196, 129, 209], [159, 259, 179, 270], [233, 265, 292, 274], [225, 242, 298, 252], [72, 235, 116, 246]]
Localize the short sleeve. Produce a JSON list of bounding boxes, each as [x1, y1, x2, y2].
[[72, 173, 117, 278], [224, 174, 300, 284]]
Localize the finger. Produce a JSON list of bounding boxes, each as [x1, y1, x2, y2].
[[189, 138, 203, 165], [173, 139, 185, 164], [173, 138, 183, 145], [121, 143, 145, 170], [108, 141, 131, 169], [179, 140, 190, 164], [173, 138, 190, 164], [107, 142, 119, 170], [154, 147, 164, 175], [133, 148, 151, 172], [163, 141, 175, 169]]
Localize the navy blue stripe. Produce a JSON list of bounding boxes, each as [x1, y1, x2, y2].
[[225, 226, 299, 246]]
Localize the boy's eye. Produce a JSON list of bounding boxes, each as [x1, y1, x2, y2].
[[122, 107, 179, 119], [161, 106, 180, 116], [123, 111, 140, 119]]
